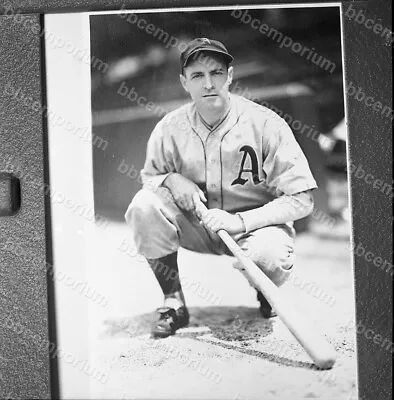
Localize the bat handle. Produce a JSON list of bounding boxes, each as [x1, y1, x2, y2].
[[193, 197, 243, 246], [193, 197, 243, 244], [193, 196, 337, 370]]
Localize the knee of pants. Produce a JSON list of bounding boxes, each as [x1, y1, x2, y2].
[[249, 247, 295, 287], [124, 188, 181, 259], [124, 188, 163, 228]]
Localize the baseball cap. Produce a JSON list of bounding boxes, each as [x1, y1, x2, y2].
[[180, 38, 234, 69]]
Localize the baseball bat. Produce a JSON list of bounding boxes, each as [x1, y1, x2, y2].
[[195, 200, 337, 369]]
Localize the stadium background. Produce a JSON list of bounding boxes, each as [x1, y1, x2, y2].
[[90, 8, 347, 233]]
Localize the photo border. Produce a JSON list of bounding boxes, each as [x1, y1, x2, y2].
[[1, 1, 391, 399]]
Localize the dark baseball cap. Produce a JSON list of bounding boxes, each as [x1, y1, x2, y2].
[[180, 38, 234, 69]]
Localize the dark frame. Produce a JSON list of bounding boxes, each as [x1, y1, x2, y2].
[[0, 1, 391, 399], [0, 0, 369, 14]]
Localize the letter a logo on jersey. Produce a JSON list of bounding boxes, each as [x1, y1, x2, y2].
[[231, 145, 262, 186]]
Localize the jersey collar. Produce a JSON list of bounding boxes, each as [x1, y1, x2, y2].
[[189, 94, 240, 140], [198, 102, 231, 132]]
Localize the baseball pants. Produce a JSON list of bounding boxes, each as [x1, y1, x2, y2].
[[125, 187, 295, 287]]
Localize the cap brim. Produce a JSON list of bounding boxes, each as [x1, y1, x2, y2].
[[183, 48, 233, 67]]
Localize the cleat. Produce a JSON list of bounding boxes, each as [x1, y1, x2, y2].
[[256, 290, 277, 319], [152, 306, 190, 338]]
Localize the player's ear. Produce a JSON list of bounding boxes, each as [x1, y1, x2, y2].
[[227, 66, 234, 86], [179, 73, 189, 93]]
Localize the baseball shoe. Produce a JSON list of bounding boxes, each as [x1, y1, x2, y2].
[[256, 290, 277, 318], [152, 306, 190, 338]]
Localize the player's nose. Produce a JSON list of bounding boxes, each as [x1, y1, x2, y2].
[[203, 74, 214, 89]]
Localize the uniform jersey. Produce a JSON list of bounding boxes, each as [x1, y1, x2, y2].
[[140, 93, 317, 215]]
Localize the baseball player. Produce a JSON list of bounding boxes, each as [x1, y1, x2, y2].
[[125, 38, 317, 338]]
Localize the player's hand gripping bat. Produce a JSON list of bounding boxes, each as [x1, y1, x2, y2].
[[193, 195, 337, 370]]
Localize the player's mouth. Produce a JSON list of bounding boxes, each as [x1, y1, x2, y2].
[[203, 94, 218, 97]]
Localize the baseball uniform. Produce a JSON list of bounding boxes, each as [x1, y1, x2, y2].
[[125, 93, 317, 286]]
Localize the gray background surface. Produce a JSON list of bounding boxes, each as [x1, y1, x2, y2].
[[0, 15, 52, 399], [0, 1, 391, 399]]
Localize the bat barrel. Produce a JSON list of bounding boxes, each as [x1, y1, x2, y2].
[[217, 229, 337, 370], [194, 198, 337, 369]]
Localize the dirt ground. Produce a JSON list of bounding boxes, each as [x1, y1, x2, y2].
[[86, 220, 357, 400]]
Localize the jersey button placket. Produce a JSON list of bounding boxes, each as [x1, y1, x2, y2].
[[206, 136, 221, 209]]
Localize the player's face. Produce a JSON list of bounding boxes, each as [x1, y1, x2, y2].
[[180, 53, 233, 113]]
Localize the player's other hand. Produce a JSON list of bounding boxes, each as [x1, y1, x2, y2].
[[197, 208, 246, 235], [162, 173, 207, 211]]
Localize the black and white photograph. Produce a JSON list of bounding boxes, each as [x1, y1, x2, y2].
[[87, 5, 357, 399], [0, 2, 392, 400]]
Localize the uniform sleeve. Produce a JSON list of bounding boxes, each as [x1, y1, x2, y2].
[[140, 121, 174, 190], [262, 117, 317, 196]]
